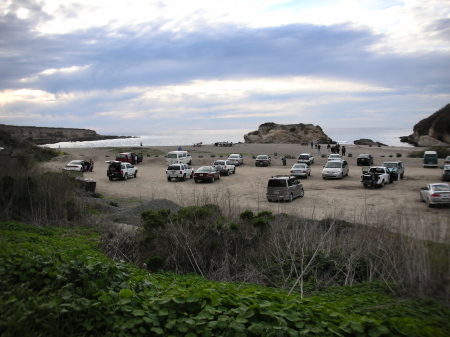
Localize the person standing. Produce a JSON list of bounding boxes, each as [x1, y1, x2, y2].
[[89, 159, 94, 172], [341, 146, 346, 156], [318, 144, 321, 154]]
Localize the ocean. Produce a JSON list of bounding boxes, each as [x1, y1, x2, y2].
[[43, 127, 414, 148]]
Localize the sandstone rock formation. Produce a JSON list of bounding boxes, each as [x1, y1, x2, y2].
[[0, 124, 130, 145], [354, 139, 387, 146], [400, 104, 450, 147], [244, 122, 332, 144]]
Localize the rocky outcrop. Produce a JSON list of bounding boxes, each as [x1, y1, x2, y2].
[[354, 139, 387, 146], [0, 124, 130, 145], [244, 122, 332, 144], [400, 104, 450, 147]]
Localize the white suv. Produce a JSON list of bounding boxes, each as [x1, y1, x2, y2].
[[106, 161, 137, 180], [382, 161, 404, 180]]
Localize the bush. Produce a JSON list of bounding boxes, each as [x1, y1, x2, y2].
[[240, 209, 254, 221]]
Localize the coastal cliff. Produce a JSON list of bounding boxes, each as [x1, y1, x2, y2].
[[244, 122, 332, 144], [400, 104, 450, 147], [0, 124, 129, 145]]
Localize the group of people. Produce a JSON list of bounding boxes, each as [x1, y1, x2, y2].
[[310, 141, 346, 156]]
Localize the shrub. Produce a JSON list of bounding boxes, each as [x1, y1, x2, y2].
[[240, 209, 254, 221], [144, 255, 165, 271]]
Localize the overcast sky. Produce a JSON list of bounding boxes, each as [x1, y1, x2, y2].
[[1, 0, 449, 136]]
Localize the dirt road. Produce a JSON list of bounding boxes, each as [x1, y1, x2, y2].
[[42, 143, 450, 243]]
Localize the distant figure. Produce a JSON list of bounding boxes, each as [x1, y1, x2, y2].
[[89, 159, 94, 172], [341, 146, 346, 156], [327, 144, 331, 152], [310, 142, 313, 148], [318, 144, 321, 154], [140, 142, 143, 147], [134, 155, 138, 164], [178, 146, 182, 151]]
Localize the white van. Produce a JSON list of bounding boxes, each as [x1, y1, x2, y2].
[[166, 151, 192, 165]]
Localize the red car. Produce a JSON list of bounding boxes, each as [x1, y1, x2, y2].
[[194, 166, 221, 183], [115, 152, 143, 164]]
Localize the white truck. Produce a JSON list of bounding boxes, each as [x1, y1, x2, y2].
[[166, 163, 194, 181], [360, 166, 392, 188]]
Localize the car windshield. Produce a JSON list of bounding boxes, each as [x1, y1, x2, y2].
[[257, 156, 268, 159], [325, 162, 342, 168], [359, 154, 369, 158], [167, 165, 180, 170], [68, 161, 82, 165], [299, 155, 309, 159], [293, 164, 306, 169], [214, 161, 225, 165], [229, 155, 238, 158], [197, 167, 212, 172], [425, 154, 437, 158], [432, 184, 450, 191], [383, 163, 396, 168], [116, 154, 126, 159], [268, 179, 287, 187]]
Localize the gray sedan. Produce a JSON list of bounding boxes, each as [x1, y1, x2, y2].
[[420, 183, 450, 207], [290, 163, 311, 178]]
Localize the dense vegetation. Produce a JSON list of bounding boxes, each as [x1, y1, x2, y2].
[[2, 221, 449, 337]]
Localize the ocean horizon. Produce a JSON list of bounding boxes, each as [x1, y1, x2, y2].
[[43, 127, 414, 148]]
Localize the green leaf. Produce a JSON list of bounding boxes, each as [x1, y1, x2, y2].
[[368, 325, 390, 337], [229, 321, 246, 332], [248, 323, 265, 335], [119, 289, 134, 298], [150, 327, 164, 335], [186, 295, 199, 303], [132, 310, 146, 316]]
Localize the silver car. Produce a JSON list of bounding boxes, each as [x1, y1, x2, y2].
[[228, 154, 244, 166], [322, 160, 349, 179], [290, 163, 311, 179], [266, 175, 304, 202], [420, 183, 450, 207]]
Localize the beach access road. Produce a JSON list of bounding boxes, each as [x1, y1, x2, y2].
[[43, 143, 449, 243]]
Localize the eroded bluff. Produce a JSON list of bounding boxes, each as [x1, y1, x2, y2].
[[244, 123, 332, 144]]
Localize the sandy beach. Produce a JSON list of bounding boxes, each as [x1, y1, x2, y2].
[[41, 143, 450, 243]]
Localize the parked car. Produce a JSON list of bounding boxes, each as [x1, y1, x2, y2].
[[166, 151, 192, 165], [327, 154, 342, 161], [322, 160, 349, 179], [290, 163, 311, 178], [255, 155, 271, 166], [444, 156, 450, 165], [166, 164, 194, 181], [297, 153, 314, 165], [382, 161, 405, 180], [228, 154, 244, 166], [357, 154, 373, 166], [442, 165, 450, 181], [420, 183, 450, 207], [360, 166, 392, 188], [266, 175, 304, 202], [213, 160, 236, 175], [194, 166, 221, 183], [106, 160, 137, 180], [115, 152, 143, 164], [423, 151, 438, 168], [64, 160, 91, 172]]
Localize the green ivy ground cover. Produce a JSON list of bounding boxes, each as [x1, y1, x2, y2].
[[1, 221, 449, 337]]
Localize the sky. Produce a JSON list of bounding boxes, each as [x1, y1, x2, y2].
[[1, 0, 449, 136]]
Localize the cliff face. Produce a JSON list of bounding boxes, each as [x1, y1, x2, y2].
[[244, 122, 332, 144], [0, 124, 125, 145], [401, 104, 450, 147]]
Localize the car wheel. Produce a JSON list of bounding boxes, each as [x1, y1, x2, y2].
[[226, 170, 230, 176], [323, 177, 326, 180], [211, 177, 215, 183], [190, 172, 193, 178], [134, 171, 137, 178], [427, 197, 434, 208], [363, 184, 367, 188], [194, 179, 198, 183], [400, 173, 404, 179], [299, 188, 304, 197], [109, 176, 113, 181], [79, 167, 83, 172], [420, 193, 424, 202], [188, 160, 192, 165], [167, 177, 172, 181], [233, 168, 236, 174], [217, 174, 220, 180], [124, 173, 128, 180], [380, 180, 384, 187], [255, 163, 258, 166], [305, 174, 308, 179], [183, 174, 186, 181], [289, 193, 293, 202]]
